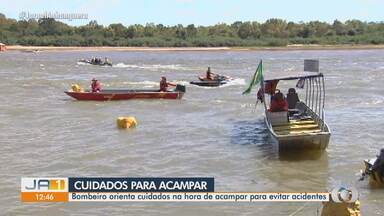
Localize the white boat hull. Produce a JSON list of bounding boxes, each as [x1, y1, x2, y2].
[[264, 103, 331, 151], [266, 120, 330, 150]]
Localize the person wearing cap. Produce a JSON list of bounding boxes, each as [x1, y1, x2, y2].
[[91, 78, 102, 92], [159, 76, 176, 92]]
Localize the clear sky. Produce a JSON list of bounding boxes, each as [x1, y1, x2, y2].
[[1, 0, 383, 26]]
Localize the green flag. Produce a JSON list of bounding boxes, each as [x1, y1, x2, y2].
[[242, 60, 263, 95]]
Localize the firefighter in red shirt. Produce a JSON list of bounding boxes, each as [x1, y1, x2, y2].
[[269, 91, 288, 112], [91, 78, 102, 92], [159, 76, 176, 92]]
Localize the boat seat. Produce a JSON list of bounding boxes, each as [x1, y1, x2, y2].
[[275, 129, 322, 135], [273, 123, 319, 131], [273, 117, 320, 135], [287, 91, 299, 109], [272, 120, 316, 127], [266, 111, 288, 126]]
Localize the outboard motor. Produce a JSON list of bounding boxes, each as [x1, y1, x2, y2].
[[175, 84, 186, 93]]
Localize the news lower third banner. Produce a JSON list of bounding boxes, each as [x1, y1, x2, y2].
[[21, 177, 329, 202]]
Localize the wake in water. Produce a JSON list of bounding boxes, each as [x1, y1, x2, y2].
[[221, 78, 246, 87], [112, 63, 193, 71], [76, 62, 87, 65], [122, 81, 158, 85], [109, 79, 244, 88]]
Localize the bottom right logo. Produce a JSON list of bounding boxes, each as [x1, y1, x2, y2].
[[331, 186, 359, 203]]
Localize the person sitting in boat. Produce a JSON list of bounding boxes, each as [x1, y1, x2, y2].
[[91, 78, 102, 92], [104, 57, 111, 64], [269, 91, 288, 112], [286, 88, 300, 109], [159, 76, 176, 92]]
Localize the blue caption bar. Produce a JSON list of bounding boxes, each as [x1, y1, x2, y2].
[[68, 177, 214, 192]]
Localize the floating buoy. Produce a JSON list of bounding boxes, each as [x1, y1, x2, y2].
[[71, 84, 83, 92], [117, 117, 137, 129]]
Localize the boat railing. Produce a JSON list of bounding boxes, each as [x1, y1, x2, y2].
[[303, 73, 326, 127], [296, 102, 328, 133]]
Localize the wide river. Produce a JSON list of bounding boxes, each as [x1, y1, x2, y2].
[[1, 49, 383, 215]]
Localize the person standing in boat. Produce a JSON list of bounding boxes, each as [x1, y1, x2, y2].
[[159, 76, 176, 92], [206, 67, 214, 80], [91, 78, 102, 92]]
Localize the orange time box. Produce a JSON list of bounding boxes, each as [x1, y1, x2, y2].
[[21, 192, 68, 202]]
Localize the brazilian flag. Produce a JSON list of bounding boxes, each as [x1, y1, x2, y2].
[[242, 60, 263, 95]]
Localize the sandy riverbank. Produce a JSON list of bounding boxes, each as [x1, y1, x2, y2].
[[5, 44, 384, 52], [6, 46, 230, 52]]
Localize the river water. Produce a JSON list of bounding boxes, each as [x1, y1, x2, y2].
[[0, 49, 383, 215]]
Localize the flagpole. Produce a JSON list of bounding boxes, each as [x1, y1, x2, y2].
[[260, 61, 268, 112]]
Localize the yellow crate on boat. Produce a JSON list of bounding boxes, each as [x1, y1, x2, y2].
[[117, 117, 137, 129], [71, 84, 83, 92]]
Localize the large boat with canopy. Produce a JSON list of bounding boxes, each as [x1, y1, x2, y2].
[[243, 60, 331, 150]]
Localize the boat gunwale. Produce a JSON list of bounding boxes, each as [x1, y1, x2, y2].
[[65, 90, 182, 94], [64, 89, 184, 100], [264, 112, 331, 139]]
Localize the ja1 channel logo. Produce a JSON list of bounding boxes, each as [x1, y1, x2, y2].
[[331, 186, 359, 203], [21, 178, 68, 192]]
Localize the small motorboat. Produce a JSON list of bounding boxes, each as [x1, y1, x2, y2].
[[65, 84, 186, 101], [190, 80, 228, 87], [78, 59, 112, 66], [190, 75, 231, 87]]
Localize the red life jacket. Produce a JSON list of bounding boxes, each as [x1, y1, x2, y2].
[[91, 81, 101, 92], [270, 98, 288, 112]]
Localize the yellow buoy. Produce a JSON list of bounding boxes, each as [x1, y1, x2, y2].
[[321, 199, 361, 216], [71, 84, 83, 92], [117, 117, 137, 129]]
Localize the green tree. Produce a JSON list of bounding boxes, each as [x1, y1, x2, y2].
[[261, 18, 288, 38], [109, 23, 126, 37], [333, 20, 347, 35]]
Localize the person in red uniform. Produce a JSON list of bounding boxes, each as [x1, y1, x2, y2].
[[269, 91, 288, 112], [159, 76, 176, 92], [91, 78, 102, 92]]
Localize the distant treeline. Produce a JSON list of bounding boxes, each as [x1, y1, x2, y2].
[[1, 13, 384, 47]]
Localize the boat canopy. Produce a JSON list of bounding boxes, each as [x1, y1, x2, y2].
[[260, 71, 326, 131], [264, 73, 323, 82]]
